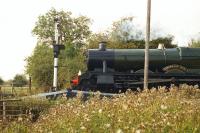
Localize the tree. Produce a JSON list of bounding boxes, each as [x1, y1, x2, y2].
[[26, 43, 53, 88], [13, 74, 28, 87], [0, 77, 4, 85], [32, 8, 91, 48], [110, 17, 143, 43], [87, 33, 110, 49], [87, 17, 176, 49], [189, 39, 200, 48], [149, 35, 177, 48], [58, 51, 86, 88], [26, 8, 91, 89]]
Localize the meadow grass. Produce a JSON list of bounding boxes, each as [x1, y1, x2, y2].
[[2, 84, 200, 133], [0, 86, 44, 97]]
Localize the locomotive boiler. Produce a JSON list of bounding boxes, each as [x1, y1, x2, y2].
[[71, 42, 200, 93]]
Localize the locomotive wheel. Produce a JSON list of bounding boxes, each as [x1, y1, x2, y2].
[[80, 79, 91, 91]]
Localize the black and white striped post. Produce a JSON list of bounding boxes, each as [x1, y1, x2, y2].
[[52, 17, 65, 92]]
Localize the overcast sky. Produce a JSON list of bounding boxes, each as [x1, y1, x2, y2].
[[0, 0, 200, 80]]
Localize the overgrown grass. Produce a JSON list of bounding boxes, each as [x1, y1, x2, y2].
[[2, 84, 200, 132], [0, 98, 54, 131], [0, 86, 43, 97]]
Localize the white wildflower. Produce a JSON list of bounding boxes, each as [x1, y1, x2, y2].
[[105, 123, 111, 128], [122, 104, 128, 110], [135, 129, 141, 133], [18, 117, 23, 121], [80, 126, 86, 130], [137, 98, 142, 102], [132, 127, 135, 132], [98, 109, 102, 113], [67, 103, 70, 107], [116, 128, 123, 133], [161, 104, 167, 110], [124, 126, 129, 129]]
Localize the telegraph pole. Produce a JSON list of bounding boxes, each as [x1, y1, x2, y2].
[[144, 0, 151, 89]]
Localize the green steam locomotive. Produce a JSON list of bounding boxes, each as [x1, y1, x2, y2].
[[71, 42, 200, 93]]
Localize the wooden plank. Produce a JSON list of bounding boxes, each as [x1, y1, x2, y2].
[[1, 109, 21, 112], [0, 114, 26, 117], [0, 99, 21, 102]]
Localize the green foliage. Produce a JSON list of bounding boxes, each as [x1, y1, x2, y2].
[[87, 33, 109, 49], [26, 44, 53, 89], [87, 17, 177, 49], [149, 36, 177, 48], [32, 8, 91, 48], [87, 33, 143, 49], [13, 74, 28, 87], [58, 50, 86, 87], [88, 33, 176, 49], [110, 16, 143, 43], [0, 77, 4, 85], [26, 8, 91, 89], [2, 123, 29, 133], [189, 39, 200, 48]]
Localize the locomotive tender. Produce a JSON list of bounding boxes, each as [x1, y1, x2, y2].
[[71, 42, 200, 93]]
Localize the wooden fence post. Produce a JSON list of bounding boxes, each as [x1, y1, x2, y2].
[[11, 82, 14, 94], [3, 101, 6, 121], [29, 76, 32, 94]]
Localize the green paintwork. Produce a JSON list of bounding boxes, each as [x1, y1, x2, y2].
[[88, 47, 200, 73]]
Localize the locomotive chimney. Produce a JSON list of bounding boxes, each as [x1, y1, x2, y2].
[[157, 43, 165, 50], [99, 42, 106, 51]]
